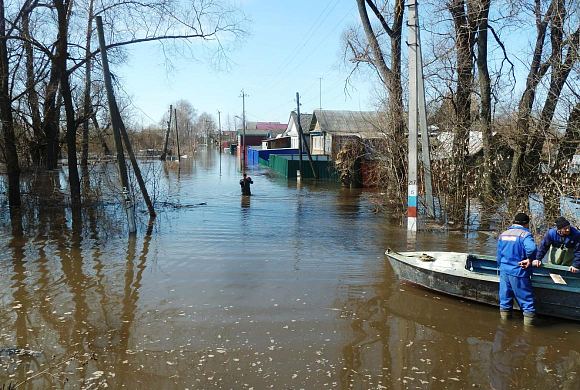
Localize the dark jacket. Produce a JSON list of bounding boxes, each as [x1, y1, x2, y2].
[[239, 176, 253, 195], [536, 226, 580, 268]]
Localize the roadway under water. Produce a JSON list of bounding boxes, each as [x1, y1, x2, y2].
[[0, 147, 579, 389]]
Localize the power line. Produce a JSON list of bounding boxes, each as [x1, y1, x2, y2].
[[256, 0, 341, 93], [261, 5, 356, 94]]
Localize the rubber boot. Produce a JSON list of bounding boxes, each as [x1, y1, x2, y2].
[[523, 312, 536, 326], [499, 309, 512, 321]]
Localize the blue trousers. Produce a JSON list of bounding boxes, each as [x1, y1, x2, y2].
[[499, 273, 535, 314]]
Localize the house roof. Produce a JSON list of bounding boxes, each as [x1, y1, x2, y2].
[[311, 110, 384, 137], [284, 112, 314, 135], [238, 121, 287, 136]]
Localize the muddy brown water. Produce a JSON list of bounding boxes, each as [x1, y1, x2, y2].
[[1, 148, 579, 389]]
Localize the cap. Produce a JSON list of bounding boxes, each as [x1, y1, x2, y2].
[[513, 213, 530, 225], [555, 217, 570, 230]]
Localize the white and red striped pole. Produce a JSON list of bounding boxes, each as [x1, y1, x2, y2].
[[407, 1, 419, 231]]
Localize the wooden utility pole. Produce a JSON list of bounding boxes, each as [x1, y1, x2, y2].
[[240, 90, 248, 172], [318, 78, 322, 110], [296, 93, 318, 180], [217, 110, 222, 153], [161, 106, 172, 160], [174, 108, 180, 162], [114, 101, 156, 218], [296, 92, 303, 177], [96, 16, 136, 233]]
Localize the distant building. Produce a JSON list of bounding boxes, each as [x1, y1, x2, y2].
[[237, 122, 287, 147]]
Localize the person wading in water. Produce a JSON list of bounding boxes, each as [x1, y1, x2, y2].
[[240, 173, 253, 196]]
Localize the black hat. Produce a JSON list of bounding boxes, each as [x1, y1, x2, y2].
[[513, 213, 530, 225], [555, 217, 570, 229]]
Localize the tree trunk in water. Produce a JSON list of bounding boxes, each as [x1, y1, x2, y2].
[[508, 0, 554, 212], [0, 0, 21, 207], [81, 0, 95, 168], [92, 115, 112, 155], [356, 0, 406, 198], [42, 66, 61, 170], [449, 0, 476, 227], [477, 0, 494, 204], [526, 15, 579, 188], [544, 101, 580, 218], [55, 0, 81, 208], [22, 4, 43, 166]]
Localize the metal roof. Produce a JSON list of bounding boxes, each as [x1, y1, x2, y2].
[[238, 121, 287, 136], [311, 110, 384, 137], [286, 112, 314, 134]]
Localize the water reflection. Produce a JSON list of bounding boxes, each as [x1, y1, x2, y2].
[[8, 234, 37, 380], [241, 195, 250, 210], [2, 149, 580, 388], [488, 324, 531, 389]]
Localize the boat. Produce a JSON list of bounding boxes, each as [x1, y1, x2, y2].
[[385, 249, 580, 321]]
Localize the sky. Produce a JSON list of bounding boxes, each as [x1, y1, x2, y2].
[[117, 0, 376, 130]]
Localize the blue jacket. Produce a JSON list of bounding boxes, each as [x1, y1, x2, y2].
[[497, 225, 537, 278], [536, 226, 580, 268]]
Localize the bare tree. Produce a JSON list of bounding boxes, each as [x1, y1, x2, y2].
[[508, 0, 555, 210], [506, 0, 580, 217], [344, 0, 406, 197], [447, 0, 479, 226], [476, 0, 494, 201], [0, 0, 21, 207], [0, 0, 248, 214]]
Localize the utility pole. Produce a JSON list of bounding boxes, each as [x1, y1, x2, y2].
[[407, 2, 419, 232], [407, 1, 435, 230], [96, 16, 136, 233], [417, 16, 435, 219], [218, 110, 222, 174], [217, 110, 222, 153], [161, 105, 172, 160], [113, 100, 156, 218], [239, 89, 248, 172], [174, 108, 181, 162], [318, 78, 323, 110], [296, 93, 303, 178], [296, 92, 318, 180]]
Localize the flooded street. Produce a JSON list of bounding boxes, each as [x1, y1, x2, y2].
[[1, 148, 580, 389]]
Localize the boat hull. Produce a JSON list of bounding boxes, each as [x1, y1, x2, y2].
[[386, 250, 580, 321]]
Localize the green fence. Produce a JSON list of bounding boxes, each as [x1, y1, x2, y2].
[[258, 157, 269, 167], [269, 154, 338, 180]]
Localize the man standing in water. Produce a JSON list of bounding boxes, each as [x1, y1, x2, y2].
[[535, 217, 580, 273], [497, 213, 540, 326], [239, 173, 253, 196]]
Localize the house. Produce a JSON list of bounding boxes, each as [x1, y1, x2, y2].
[[261, 133, 291, 150], [432, 130, 497, 160], [308, 110, 385, 159], [283, 111, 313, 150], [237, 122, 287, 147], [237, 121, 287, 161]]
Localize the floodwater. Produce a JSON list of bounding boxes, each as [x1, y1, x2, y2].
[[1, 147, 579, 389]]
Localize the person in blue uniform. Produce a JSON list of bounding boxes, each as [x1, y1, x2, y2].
[[535, 217, 580, 273], [497, 213, 540, 325]]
